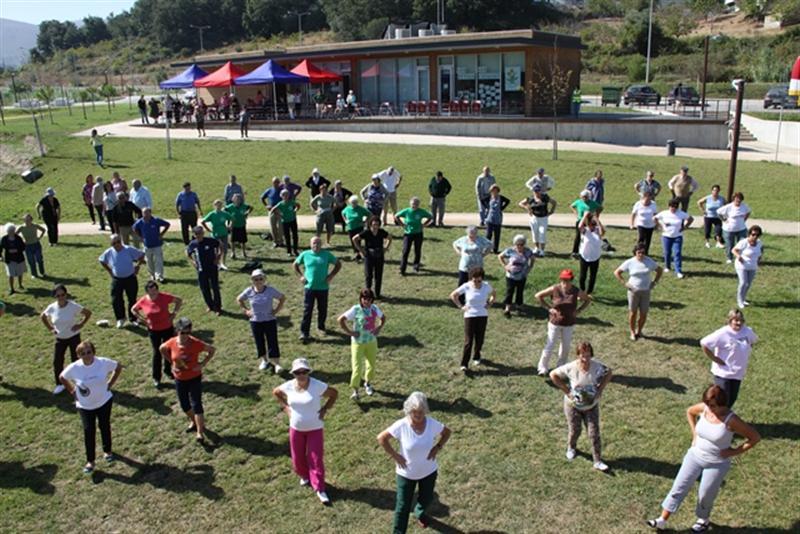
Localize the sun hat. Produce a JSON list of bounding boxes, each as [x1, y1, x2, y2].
[[559, 269, 575, 280], [290, 358, 312, 374], [250, 268, 265, 279]]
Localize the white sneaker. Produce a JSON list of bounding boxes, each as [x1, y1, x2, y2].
[[350, 390, 359, 400], [53, 384, 65, 395], [273, 363, 283, 373], [473, 359, 482, 366], [365, 383, 374, 396], [663, 268, 670, 273], [691, 518, 710, 532], [593, 461, 609, 472], [460, 366, 468, 372], [316, 490, 330, 504], [725, 259, 732, 264], [532, 247, 539, 255], [743, 301, 750, 306], [676, 272, 685, 279], [715, 242, 725, 248], [259, 359, 269, 371], [219, 264, 229, 271], [116, 319, 125, 329], [704, 242, 711, 248], [566, 448, 576, 461], [538, 250, 546, 257], [299, 478, 310, 487]]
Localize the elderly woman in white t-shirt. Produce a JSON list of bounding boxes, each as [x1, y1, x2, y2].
[[614, 243, 663, 341], [577, 212, 604, 295], [732, 225, 762, 309], [272, 358, 338, 505], [654, 198, 693, 279], [700, 309, 757, 408], [449, 266, 496, 372], [716, 191, 751, 264], [630, 191, 658, 255], [378, 391, 451, 534], [41, 284, 92, 394]]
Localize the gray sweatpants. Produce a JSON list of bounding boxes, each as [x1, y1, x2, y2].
[[661, 449, 731, 520], [430, 197, 446, 226], [144, 246, 164, 279], [736, 268, 756, 305]]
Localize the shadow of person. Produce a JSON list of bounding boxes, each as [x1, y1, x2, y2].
[[608, 456, 679, 479], [203, 381, 261, 401], [477, 360, 537, 379], [752, 422, 800, 441], [112, 390, 172, 415], [0, 383, 73, 413], [375, 390, 493, 418], [611, 374, 687, 394], [216, 432, 290, 457], [0, 461, 58, 495], [381, 334, 424, 348], [1, 301, 38, 317], [643, 334, 697, 348]]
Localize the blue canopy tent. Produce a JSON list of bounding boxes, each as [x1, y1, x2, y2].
[[234, 59, 309, 119], [159, 64, 209, 89]]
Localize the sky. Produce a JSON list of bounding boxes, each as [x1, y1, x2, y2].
[[0, 0, 136, 25]]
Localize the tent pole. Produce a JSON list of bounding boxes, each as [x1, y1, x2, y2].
[[164, 90, 172, 160], [273, 83, 278, 120]]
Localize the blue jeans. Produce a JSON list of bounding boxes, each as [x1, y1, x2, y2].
[[25, 242, 44, 277], [477, 197, 489, 225], [723, 229, 747, 261], [94, 145, 104, 165], [661, 235, 683, 273], [300, 289, 328, 337]]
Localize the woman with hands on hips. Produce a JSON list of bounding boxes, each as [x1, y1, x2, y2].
[[41, 284, 92, 395]]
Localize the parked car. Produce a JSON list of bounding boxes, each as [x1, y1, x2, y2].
[[622, 85, 661, 105], [763, 84, 798, 109], [667, 85, 701, 106], [15, 99, 42, 109]]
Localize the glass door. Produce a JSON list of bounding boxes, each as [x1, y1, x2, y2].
[[439, 64, 453, 104], [417, 66, 430, 101]]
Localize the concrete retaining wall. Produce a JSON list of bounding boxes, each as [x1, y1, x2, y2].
[[742, 114, 800, 149]]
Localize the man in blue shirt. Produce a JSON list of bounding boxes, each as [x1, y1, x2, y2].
[[175, 182, 203, 245], [133, 207, 171, 282], [99, 233, 145, 328], [224, 174, 244, 204], [186, 226, 222, 314], [260, 176, 284, 249]]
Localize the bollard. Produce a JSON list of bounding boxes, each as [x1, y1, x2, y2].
[[666, 139, 676, 156]]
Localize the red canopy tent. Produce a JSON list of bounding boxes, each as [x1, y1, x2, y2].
[[290, 59, 342, 83], [194, 61, 247, 87]]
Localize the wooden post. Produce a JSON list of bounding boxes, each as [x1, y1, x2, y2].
[[726, 80, 744, 201]]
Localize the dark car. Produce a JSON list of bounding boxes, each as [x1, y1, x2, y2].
[[763, 84, 798, 109], [623, 85, 661, 105], [668, 85, 701, 106]]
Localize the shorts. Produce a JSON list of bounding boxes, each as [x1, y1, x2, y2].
[[385, 191, 398, 212], [4, 261, 26, 277], [231, 226, 247, 243], [627, 289, 651, 313]]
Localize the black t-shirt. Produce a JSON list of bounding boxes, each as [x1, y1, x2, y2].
[[187, 237, 220, 273], [113, 202, 143, 226], [358, 228, 388, 250], [528, 194, 551, 218], [38, 197, 60, 222], [1, 235, 25, 263]]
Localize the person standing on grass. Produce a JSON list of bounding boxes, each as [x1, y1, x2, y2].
[[475, 166, 496, 227], [361, 174, 389, 218], [450, 266, 496, 372], [92, 177, 107, 231], [202, 199, 233, 271], [535, 269, 592, 376], [133, 208, 170, 282], [498, 234, 535, 317], [339, 288, 386, 400], [577, 213, 605, 296], [273, 358, 338, 506], [378, 391, 451, 534], [310, 184, 335, 246], [225, 193, 253, 260], [519, 184, 557, 257], [332, 180, 353, 234], [294, 236, 342, 343], [377, 166, 402, 226], [717, 192, 751, 264], [223, 175, 244, 205], [99, 233, 145, 329], [60, 340, 123, 474], [175, 182, 203, 246], [634, 170, 662, 199], [569, 190, 600, 259], [90, 129, 107, 167], [41, 284, 92, 394], [646, 385, 760, 533], [37, 187, 61, 247], [194, 100, 206, 137], [452, 225, 493, 288], [352, 216, 392, 298], [700, 309, 757, 408], [282, 175, 303, 200], [187, 226, 222, 315], [237, 268, 286, 374], [131, 281, 182, 387], [484, 184, 511, 255], [19, 214, 46, 279], [630, 191, 658, 255], [526, 167, 555, 193], [428, 171, 452, 227], [697, 185, 725, 250], [305, 167, 331, 198], [112, 192, 143, 246], [149, 97, 160, 123], [614, 243, 663, 341], [343, 196, 371, 262], [549, 341, 612, 472], [667, 165, 699, 212], [110, 172, 128, 194], [160, 317, 216, 444], [271, 190, 300, 257], [2, 224, 27, 294], [261, 177, 285, 249], [732, 226, 763, 309], [396, 197, 433, 275], [654, 199, 693, 279], [82, 175, 97, 225]]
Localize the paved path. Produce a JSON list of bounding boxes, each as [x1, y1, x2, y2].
[[56, 212, 799, 237], [73, 120, 799, 166]]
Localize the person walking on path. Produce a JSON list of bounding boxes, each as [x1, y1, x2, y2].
[[646, 384, 760, 532], [498, 234, 535, 316], [396, 197, 433, 275], [187, 226, 222, 315], [717, 192, 751, 264], [37, 187, 61, 247], [99, 234, 144, 329], [137, 95, 148, 124], [450, 266, 496, 372], [133, 208, 171, 282], [614, 243, 663, 341], [630, 191, 658, 255], [19, 214, 46, 279], [484, 185, 511, 254], [475, 166, 496, 226], [273, 358, 338, 505], [237, 269, 286, 373], [110, 172, 128, 194], [92, 177, 107, 231], [343, 196, 371, 262], [352, 216, 392, 298], [361, 175, 389, 218], [700, 310, 757, 408], [305, 168, 331, 198], [131, 281, 182, 387], [654, 199, 693, 279], [667, 165, 699, 212], [294, 237, 342, 343], [339, 288, 386, 400], [519, 185, 556, 257], [697, 185, 725, 250], [377, 166, 402, 226], [202, 199, 233, 271], [310, 184, 336, 246], [549, 341, 612, 472], [271, 190, 300, 257], [90, 129, 107, 167], [175, 182, 203, 246], [428, 171, 452, 227], [41, 284, 92, 394], [160, 317, 217, 443], [225, 194, 252, 260], [569, 190, 600, 259], [261, 177, 285, 248], [59, 340, 122, 474], [535, 269, 592, 376], [377, 391, 451, 533], [732, 226, 763, 309], [1, 224, 27, 294], [634, 170, 662, 199], [577, 213, 605, 296], [452, 225, 493, 288], [82, 175, 97, 225]]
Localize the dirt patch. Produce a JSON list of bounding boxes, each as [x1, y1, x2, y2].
[[0, 135, 45, 182], [689, 12, 783, 38]]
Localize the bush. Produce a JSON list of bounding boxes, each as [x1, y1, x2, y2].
[[627, 56, 646, 82]]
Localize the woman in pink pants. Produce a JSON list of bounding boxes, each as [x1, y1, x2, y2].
[[273, 358, 338, 505]]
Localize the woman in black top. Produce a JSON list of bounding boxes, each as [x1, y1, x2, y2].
[[332, 181, 353, 233], [352, 216, 392, 299], [36, 188, 61, 246], [519, 185, 557, 257], [1, 224, 27, 293]]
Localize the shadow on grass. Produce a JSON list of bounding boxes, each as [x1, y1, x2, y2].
[[759, 260, 800, 268], [216, 432, 289, 457], [611, 374, 687, 394], [475, 359, 537, 378], [113, 390, 171, 415], [0, 461, 58, 495], [2, 301, 38, 317], [382, 334, 424, 348], [0, 383, 72, 413], [329, 483, 451, 520], [706, 519, 800, 533], [592, 296, 686, 311], [752, 422, 800, 441], [91, 454, 224, 500], [364, 390, 493, 418], [55, 242, 97, 249], [643, 335, 697, 348], [204, 381, 261, 401], [608, 456, 679, 478], [752, 301, 800, 310], [681, 270, 731, 279], [192, 329, 216, 343], [577, 316, 615, 327], [382, 295, 451, 308], [312, 369, 356, 385]]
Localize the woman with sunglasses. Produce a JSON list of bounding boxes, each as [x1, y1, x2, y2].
[[41, 284, 92, 394], [131, 281, 183, 387], [273, 358, 338, 505], [237, 269, 286, 373], [338, 288, 386, 400], [449, 266, 496, 372], [732, 225, 763, 309], [59, 340, 123, 474], [700, 309, 757, 408], [160, 318, 216, 443]]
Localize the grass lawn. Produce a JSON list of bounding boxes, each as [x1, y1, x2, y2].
[[745, 111, 800, 122], [0, 222, 798, 532], [0, 107, 798, 224]]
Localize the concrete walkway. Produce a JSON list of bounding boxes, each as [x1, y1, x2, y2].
[[56, 212, 799, 237], [73, 119, 799, 166]]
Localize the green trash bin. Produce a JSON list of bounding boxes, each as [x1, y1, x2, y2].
[[601, 87, 622, 107]]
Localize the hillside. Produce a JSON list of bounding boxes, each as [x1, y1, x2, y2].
[[0, 18, 38, 68]]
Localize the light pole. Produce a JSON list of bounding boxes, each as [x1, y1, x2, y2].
[[727, 79, 745, 202], [645, 0, 654, 83], [190, 24, 211, 53], [289, 11, 311, 44]]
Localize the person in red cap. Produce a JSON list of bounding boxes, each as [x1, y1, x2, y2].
[[534, 268, 592, 376]]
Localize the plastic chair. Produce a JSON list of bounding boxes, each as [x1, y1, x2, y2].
[[405, 101, 417, 115], [448, 100, 459, 115], [428, 100, 439, 115], [471, 100, 482, 115], [417, 101, 427, 116]]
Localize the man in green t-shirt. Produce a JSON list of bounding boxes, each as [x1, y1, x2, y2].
[[293, 236, 342, 342], [394, 196, 433, 275], [224, 194, 253, 259], [342, 196, 371, 262], [202, 199, 233, 270], [570, 189, 600, 258]]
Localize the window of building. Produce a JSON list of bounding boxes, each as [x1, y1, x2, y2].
[[455, 54, 477, 101], [502, 52, 525, 115], [398, 58, 416, 106], [360, 59, 378, 106], [378, 58, 397, 105], [478, 53, 501, 112]]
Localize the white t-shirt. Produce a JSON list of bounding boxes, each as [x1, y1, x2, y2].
[[701, 325, 758, 380], [579, 227, 603, 262], [552, 359, 610, 411], [61, 357, 117, 410], [44, 300, 84, 340], [631, 200, 658, 229], [734, 239, 762, 271], [617, 256, 658, 291], [656, 209, 690, 238], [717, 202, 751, 232], [279, 377, 328, 431], [456, 282, 493, 318], [388, 416, 445, 480], [379, 169, 401, 193]]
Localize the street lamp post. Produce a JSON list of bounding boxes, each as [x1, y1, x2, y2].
[[190, 24, 211, 53], [727, 79, 745, 201], [645, 0, 654, 83], [289, 11, 311, 44], [700, 36, 709, 119]]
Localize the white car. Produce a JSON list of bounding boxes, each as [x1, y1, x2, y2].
[[16, 99, 42, 109]]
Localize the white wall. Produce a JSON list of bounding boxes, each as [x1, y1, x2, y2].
[[742, 113, 800, 151]]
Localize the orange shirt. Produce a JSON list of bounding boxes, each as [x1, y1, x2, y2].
[[161, 335, 207, 381]]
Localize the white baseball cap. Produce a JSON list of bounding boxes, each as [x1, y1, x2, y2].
[[290, 358, 312, 374]]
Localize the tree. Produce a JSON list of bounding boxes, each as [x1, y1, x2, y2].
[[244, 0, 292, 37], [82, 16, 112, 44], [620, 10, 669, 56], [77, 89, 89, 119], [85, 86, 99, 111], [35, 20, 84, 58], [99, 84, 118, 114], [690, 0, 724, 20], [657, 3, 698, 39], [529, 43, 573, 161], [34, 85, 56, 124]]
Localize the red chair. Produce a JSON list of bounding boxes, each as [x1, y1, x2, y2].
[[428, 100, 439, 115], [405, 101, 417, 115], [448, 100, 460, 115], [471, 100, 482, 115], [417, 101, 427, 115], [461, 100, 471, 115]]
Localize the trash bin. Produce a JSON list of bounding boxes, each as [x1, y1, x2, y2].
[[666, 139, 676, 156], [601, 87, 622, 107]]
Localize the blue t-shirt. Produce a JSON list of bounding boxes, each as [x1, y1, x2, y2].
[[176, 191, 200, 212], [187, 237, 219, 273], [133, 217, 170, 248], [586, 178, 605, 205], [99, 245, 144, 277], [260, 187, 282, 208], [703, 195, 725, 219]]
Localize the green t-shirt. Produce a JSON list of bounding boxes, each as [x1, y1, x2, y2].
[[396, 207, 432, 235], [18, 224, 44, 244], [225, 202, 251, 228], [571, 199, 601, 221], [275, 199, 297, 222], [202, 210, 232, 238], [342, 205, 370, 231], [295, 249, 337, 290]]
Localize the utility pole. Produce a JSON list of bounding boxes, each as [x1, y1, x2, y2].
[[645, 0, 654, 83], [289, 11, 311, 44], [727, 79, 745, 202], [31, 110, 45, 156], [700, 36, 709, 119], [190, 25, 211, 53], [10, 72, 19, 103]]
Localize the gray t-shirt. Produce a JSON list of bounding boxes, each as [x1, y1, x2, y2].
[[617, 256, 658, 291]]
